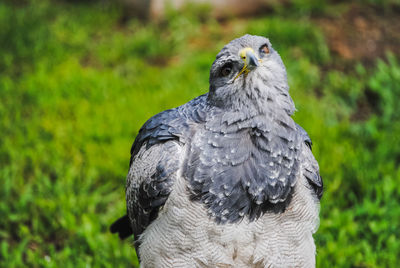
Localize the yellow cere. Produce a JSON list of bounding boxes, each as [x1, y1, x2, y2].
[[234, 47, 258, 81], [239, 47, 256, 62]]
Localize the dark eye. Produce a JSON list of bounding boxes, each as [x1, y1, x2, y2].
[[260, 44, 269, 54], [220, 63, 232, 77]]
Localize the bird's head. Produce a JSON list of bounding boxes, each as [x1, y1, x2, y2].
[[208, 35, 294, 115]]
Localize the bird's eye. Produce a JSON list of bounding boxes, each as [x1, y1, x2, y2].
[[260, 44, 269, 54], [220, 63, 232, 77]]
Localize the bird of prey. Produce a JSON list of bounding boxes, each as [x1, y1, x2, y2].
[[111, 34, 323, 268]]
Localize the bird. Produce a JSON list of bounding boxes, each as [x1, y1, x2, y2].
[[110, 34, 323, 268]]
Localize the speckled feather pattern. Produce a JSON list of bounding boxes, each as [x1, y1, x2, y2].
[[186, 104, 301, 223], [125, 35, 323, 267], [138, 156, 319, 267]]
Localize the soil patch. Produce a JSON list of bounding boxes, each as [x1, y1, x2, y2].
[[317, 4, 400, 64]]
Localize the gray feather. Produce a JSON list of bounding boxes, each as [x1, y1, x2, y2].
[[296, 123, 323, 199], [124, 35, 322, 265]]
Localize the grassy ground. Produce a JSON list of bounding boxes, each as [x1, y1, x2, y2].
[[1, 0, 400, 267]]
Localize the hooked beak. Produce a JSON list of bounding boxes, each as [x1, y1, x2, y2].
[[234, 47, 260, 81], [246, 50, 260, 68]]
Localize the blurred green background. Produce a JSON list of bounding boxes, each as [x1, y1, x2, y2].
[[1, 0, 400, 267]]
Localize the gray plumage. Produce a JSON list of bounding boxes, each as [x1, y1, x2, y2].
[[122, 34, 323, 267]]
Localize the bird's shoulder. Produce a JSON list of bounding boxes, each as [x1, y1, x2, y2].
[[124, 94, 209, 247], [295, 123, 323, 199], [130, 94, 208, 163]]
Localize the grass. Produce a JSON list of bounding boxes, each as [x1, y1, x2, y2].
[[1, 0, 399, 267]]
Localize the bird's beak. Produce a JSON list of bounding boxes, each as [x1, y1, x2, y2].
[[234, 47, 260, 81], [245, 49, 260, 68]]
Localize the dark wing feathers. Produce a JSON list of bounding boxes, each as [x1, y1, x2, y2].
[[130, 95, 207, 161], [133, 150, 177, 232], [304, 168, 323, 199], [113, 95, 207, 244], [296, 123, 323, 199], [110, 215, 133, 240], [111, 93, 322, 242], [125, 135, 181, 251]]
